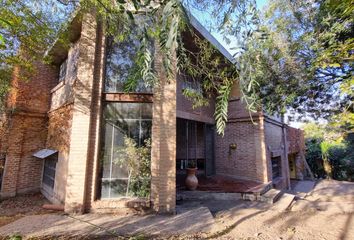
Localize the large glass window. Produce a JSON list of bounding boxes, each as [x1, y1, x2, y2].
[[104, 19, 154, 93], [100, 102, 152, 199]]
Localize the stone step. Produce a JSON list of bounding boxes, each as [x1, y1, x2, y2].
[[259, 189, 283, 204], [247, 181, 273, 196], [241, 181, 273, 201], [177, 191, 242, 201], [271, 193, 296, 211]]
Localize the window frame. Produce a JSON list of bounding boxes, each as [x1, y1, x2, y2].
[[42, 154, 58, 190], [99, 102, 153, 199]]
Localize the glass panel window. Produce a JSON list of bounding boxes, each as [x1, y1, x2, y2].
[[100, 102, 152, 199], [42, 155, 58, 189], [104, 19, 154, 93]]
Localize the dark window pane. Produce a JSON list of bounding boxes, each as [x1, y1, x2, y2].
[[42, 155, 57, 190], [272, 157, 282, 179]]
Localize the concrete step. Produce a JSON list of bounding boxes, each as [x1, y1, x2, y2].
[[247, 181, 273, 196], [259, 189, 283, 204], [177, 191, 242, 201], [271, 193, 296, 211], [241, 181, 273, 201]]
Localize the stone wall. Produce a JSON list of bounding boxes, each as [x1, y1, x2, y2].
[[215, 119, 266, 182], [287, 126, 306, 180], [63, 13, 100, 213], [287, 126, 305, 154]]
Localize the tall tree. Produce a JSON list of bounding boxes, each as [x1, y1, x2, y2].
[[0, 0, 353, 134], [0, 0, 73, 109], [239, 0, 353, 130]]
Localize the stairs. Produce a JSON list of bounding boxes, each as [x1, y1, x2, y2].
[[242, 185, 296, 211], [259, 189, 283, 204]]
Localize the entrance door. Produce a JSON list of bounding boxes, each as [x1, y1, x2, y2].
[[288, 154, 297, 179], [205, 124, 215, 176]]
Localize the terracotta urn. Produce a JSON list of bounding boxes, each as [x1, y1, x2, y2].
[[185, 168, 198, 190]]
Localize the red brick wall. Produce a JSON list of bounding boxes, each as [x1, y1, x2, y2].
[[46, 104, 74, 203], [213, 89, 271, 183], [0, 61, 58, 198], [287, 126, 305, 154], [215, 120, 263, 181]]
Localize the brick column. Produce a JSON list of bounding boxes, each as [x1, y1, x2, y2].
[[0, 116, 25, 198], [150, 51, 177, 214], [255, 116, 270, 183], [64, 13, 98, 213]]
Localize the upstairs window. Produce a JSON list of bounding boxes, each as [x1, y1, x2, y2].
[[58, 58, 68, 83], [182, 78, 203, 95], [105, 18, 154, 93]]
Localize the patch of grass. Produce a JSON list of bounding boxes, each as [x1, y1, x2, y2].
[[129, 235, 147, 240], [8, 234, 22, 240]]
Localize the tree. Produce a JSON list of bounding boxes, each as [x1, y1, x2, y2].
[[302, 122, 354, 181], [0, 0, 353, 135], [0, 0, 260, 135], [0, 0, 74, 110], [240, 0, 353, 130]]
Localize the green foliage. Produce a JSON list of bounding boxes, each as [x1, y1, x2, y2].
[[303, 123, 354, 181], [8, 234, 22, 240], [114, 136, 151, 198], [242, 0, 354, 128], [0, 0, 71, 111], [1, 0, 352, 135], [0, 0, 257, 135], [305, 137, 326, 178], [215, 80, 232, 135]]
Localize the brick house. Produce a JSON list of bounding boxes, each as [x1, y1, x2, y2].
[[0, 12, 308, 214]]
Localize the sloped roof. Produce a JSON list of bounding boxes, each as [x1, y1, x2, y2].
[[46, 9, 235, 65], [188, 14, 236, 64], [33, 149, 58, 159]]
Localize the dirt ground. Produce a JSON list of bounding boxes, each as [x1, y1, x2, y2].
[[0, 193, 51, 228], [0, 180, 353, 240], [209, 179, 354, 240]]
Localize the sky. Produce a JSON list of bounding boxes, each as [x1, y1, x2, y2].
[[192, 0, 306, 129]]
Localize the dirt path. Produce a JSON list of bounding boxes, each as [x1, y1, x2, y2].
[[0, 193, 52, 228], [0, 180, 353, 239], [210, 180, 354, 240]]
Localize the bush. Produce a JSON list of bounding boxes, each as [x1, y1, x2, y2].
[[305, 133, 354, 181]]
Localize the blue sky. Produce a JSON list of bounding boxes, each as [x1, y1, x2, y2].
[[192, 0, 307, 128], [191, 0, 268, 56]]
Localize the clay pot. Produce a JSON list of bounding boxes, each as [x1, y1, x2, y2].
[[185, 168, 198, 190]]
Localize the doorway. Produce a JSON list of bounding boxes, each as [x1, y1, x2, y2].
[[176, 118, 215, 188]]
